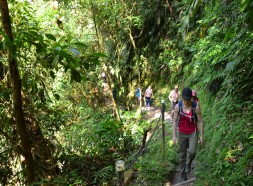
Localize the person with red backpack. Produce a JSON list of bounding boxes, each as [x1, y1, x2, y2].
[[172, 87, 204, 181], [192, 90, 199, 103]]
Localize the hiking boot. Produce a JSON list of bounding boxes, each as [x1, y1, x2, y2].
[[181, 171, 187, 181]]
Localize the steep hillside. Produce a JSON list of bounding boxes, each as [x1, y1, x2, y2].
[[161, 1, 253, 185]]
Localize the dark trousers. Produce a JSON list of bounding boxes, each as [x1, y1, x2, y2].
[[178, 132, 198, 173], [146, 97, 151, 107]]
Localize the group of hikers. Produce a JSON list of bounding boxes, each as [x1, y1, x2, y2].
[[136, 85, 204, 181], [135, 86, 153, 110]]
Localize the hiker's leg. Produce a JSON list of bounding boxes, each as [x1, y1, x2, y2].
[[170, 102, 174, 119], [178, 132, 188, 173], [186, 132, 198, 173], [146, 97, 150, 107]]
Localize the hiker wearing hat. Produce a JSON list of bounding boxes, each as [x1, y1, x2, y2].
[[172, 87, 204, 181], [168, 85, 180, 120]]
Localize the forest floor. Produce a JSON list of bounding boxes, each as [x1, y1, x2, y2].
[[144, 106, 196, 186]]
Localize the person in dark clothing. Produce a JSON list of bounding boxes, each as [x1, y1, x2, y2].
[[135, 87, 141, 105]]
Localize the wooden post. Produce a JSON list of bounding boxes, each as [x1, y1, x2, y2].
[[161, 100, 165, 165], [115, 160, 125, 186]]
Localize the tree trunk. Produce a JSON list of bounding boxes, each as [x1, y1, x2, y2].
[[90, 2, 121, 121], [0, 37, 4, 80], [0, 0, 35, 183], [105, 64, 121, 121], [129, 28, 143, 108]]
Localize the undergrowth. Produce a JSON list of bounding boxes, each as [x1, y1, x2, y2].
[[194, 93, 253, 185], [130, 127, 177, 185]]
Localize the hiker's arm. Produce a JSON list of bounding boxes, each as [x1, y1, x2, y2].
[[168, 91, 172, 102], [196, 104, 204, 144], [172, 104, 179, 144]]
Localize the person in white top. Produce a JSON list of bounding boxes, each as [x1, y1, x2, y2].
[[168, 85, 180, 120], [145, 86, 153, 110]]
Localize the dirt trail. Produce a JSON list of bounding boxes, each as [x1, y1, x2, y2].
[[145, 106, 196, 186]]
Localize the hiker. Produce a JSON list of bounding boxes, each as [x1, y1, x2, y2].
[[145, 86, 153, 110], [135, 87, 141, 105], [172, 87, 204, 181], [191, 90, 199, 103], [168, 85, 180, 120]]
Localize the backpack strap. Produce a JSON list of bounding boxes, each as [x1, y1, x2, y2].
[[178, 101, 197, 126], [191, 101, 197, 124]]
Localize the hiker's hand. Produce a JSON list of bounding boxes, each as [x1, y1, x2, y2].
[[199, 137, 204, 144], [173, 137, 177, 144]]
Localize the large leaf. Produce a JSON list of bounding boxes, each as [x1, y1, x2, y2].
[[52, 55, 60, 68], [68, 47, 80, 56], [59, 50, 72, 61], [72, 42, 88, 48], [91, 52, 107, 57], [45, 34, 56, 41], [86, 53, 107, 64]]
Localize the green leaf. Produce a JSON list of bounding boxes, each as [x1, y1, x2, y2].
[[29, 30, 39, 38], [59, 50, 71, 60], [91, 52, 107, 57], [31, 182, 43, 185], [52, 55, 59, 68], [54, 46, 62, 52], [35, 42, 46, 53], [87, 56, 99, 64], [68, 47, 80, 56], [1, 89, 12, 101], [45, 34, 56, 41], [72, 42, 88, 48]]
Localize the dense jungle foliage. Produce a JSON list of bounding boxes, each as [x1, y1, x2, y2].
[[0, 0, 253, 185]]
